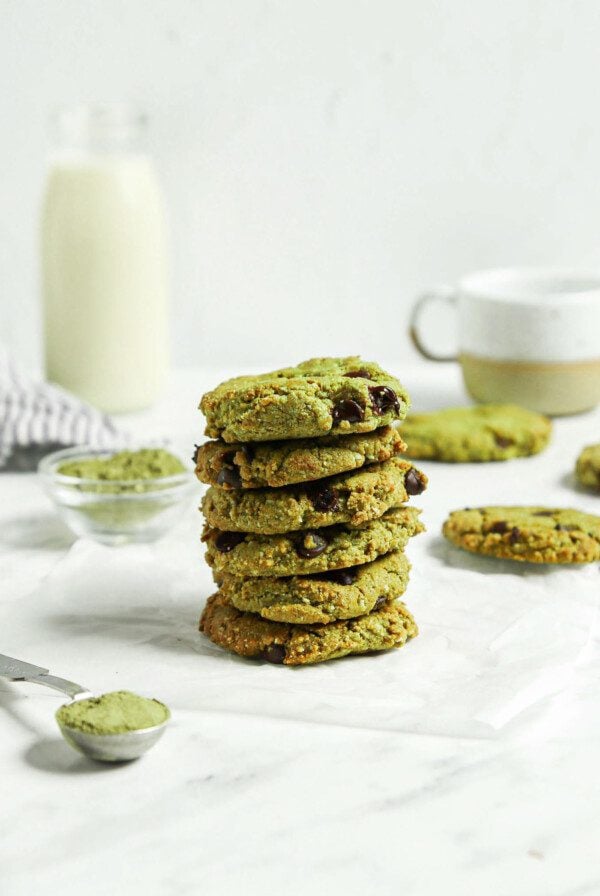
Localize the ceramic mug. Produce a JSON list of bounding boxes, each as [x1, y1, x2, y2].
[[410, 267, 600, 415]]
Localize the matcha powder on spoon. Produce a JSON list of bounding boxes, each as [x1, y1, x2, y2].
[[56, 691, 170, 736]]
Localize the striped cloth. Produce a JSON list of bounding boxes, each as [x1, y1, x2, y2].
[[0, 348, 125, 471]]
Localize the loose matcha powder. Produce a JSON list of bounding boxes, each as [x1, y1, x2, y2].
[[54, 449, 188, 529], [57, 448, 185, 492], [56, 690, 170, 736]]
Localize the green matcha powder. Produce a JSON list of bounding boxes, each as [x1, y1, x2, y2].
[[57, 448, 186, 493], [56, 448, 187, 529], [56, 690, 170, 736]]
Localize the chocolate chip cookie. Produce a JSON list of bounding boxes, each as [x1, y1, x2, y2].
[[220, 550, 411, 624], [203, 505, 424, 577], [200, 357, 409, 443], [201, 456, 427, 534], [443, 506, 600, 563], [575, 443, 600, 491], [199, 590, 418, 665], [194, 426, 406, 490], [401, 404, 551, 462]]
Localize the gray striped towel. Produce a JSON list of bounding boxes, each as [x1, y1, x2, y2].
[[0, 348, 126, 471]]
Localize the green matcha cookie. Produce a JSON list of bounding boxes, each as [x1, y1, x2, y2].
[[203, 505, 424, 577], [194, 426, 406, 490], [201, 456, 427, 534], [443, 506, 600, 564], [575, 443, 600, 491], [401, 404, 551, 462], [220, 550, 411, 624], [200, 357, 409, 443], [199, 590, 418, 665]]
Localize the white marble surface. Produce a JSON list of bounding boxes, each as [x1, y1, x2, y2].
[[2, 363, 600, 896]]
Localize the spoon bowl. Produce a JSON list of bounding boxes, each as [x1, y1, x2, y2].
[[57, 715, 170, 762]]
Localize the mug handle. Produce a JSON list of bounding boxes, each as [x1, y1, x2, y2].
[[409, 286, 458, 362]]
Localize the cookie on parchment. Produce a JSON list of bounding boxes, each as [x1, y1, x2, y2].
[[199, 590, 418, 665], [401, 404, 551, 462], [575, 443, 600, 491], [442, 506, 600, 564]]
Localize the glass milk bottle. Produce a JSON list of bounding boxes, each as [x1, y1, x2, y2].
[[42, 105, 168, 412]]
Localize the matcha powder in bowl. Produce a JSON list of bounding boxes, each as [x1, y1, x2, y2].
[[57, 448, 186, 487], [39, 447, 195, 545]]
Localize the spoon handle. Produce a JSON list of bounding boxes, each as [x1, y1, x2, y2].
[[0, 653, 93, 701]]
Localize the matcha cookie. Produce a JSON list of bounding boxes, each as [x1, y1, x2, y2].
[[401, 404, 551, 462], [220, 550, 411, 624], [199, 590, 418, 665], [200, 357, 409, 443], [575, 444, 600, 491], [203, 505, 424, 577], [443, 506, 600, 564], [194, 426, 406, 490], [201, 456, 427, 534]]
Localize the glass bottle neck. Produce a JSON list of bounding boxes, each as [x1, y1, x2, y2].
[[50, 104, 147, 157]]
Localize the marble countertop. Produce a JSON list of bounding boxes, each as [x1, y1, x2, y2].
[[2, 364, 599, 896]]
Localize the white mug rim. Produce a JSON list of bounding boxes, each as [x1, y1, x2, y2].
[[459, 266, 600, 305]]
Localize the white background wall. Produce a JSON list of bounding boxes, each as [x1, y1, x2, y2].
[[3, 0, 600, 370]]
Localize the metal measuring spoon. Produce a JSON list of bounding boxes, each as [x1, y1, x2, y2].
[[0, 653, 169, 762]]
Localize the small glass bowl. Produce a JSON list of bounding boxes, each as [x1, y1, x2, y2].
[[39, 446, 196, 545]]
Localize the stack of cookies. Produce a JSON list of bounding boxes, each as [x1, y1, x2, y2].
[[195, 357, 427, 666]]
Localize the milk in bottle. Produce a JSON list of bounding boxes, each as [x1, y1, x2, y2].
[[42, 105, 168, 412]]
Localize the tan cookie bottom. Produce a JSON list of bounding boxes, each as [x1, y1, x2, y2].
[[199, 591, 418, 665]]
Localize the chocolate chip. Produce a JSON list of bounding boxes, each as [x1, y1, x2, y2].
[[216, 465, 242, 488], [215, 450, 243, 488], [332, 399, 365, 425], [405, 468, 426, 496], [489, 521, 509, 534], [241, 445, 254, 462], [373, 596, 387, 611], [369, 385, 400, 416], [509, 527, 521, 544], [494, 435, 514, 448], [318, 568, 357, 585], [263, 643, 286, 664], [555, 524, 579, 532], [214, 531, 245, 553], [345, 369, 372, 379], [192, 444, 201, 464], [296, 531, 329, 558], [309, 485, 340, 513]]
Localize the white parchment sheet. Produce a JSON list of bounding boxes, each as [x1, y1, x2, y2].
[[2, 365, 598, 742], [6, 513, 598, 740]]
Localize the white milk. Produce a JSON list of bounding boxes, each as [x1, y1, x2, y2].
[[42, 153, 168, 412]]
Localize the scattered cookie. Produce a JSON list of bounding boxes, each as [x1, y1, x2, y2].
[[575, 443, 600, 491], [443, 506, 600, 564], [203, 505, 424, 577], [194, 426, 406, 490], [200, 356, 409, 443], [199, 590, 418, 665], [401, 404, 551, 462], [201, 456, 427, 534], [220, 550, 411, 625]]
